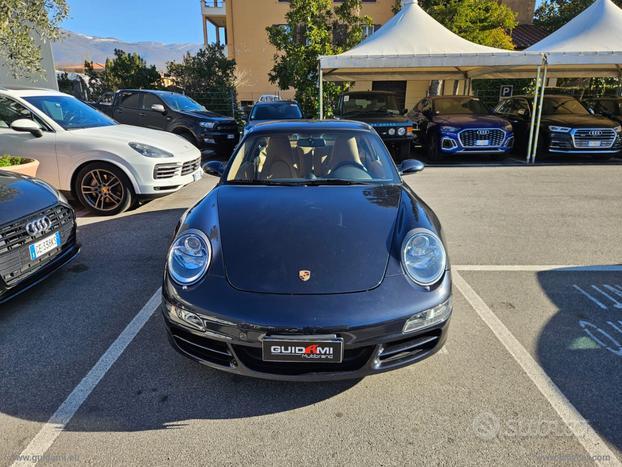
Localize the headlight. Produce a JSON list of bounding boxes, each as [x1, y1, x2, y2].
[[504, 123, 513, 131], [199, 121, 216, 129], [614, 125, 622, 133], [167, 229, 211, 285], [403, 298, 452, 334], [401, 228, 447, 286], [388, 128, 396, 136], [129, 142, 173, 158], [441, 126, 460, 133], [397, 127, 407, 136], [548, 126, 571, 133]]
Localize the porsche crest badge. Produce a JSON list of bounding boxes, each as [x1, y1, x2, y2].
[[298, 270, 311, 282]]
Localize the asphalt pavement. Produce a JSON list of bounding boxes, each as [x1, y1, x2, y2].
[[1, 163, 621, 466]]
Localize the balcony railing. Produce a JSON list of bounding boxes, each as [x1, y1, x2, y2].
[[203, 0, 225, 8]]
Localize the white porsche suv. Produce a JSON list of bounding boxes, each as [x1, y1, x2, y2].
[[0, 87, 203, 215]]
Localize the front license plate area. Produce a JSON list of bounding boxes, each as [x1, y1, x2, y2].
[[475, 140, 490, 146], [588, 140, 602, 147], [193, 170, 203, 182], [29, 232, 61, 261], [262, 336, 344, 363], [227, 134, 235, 139]]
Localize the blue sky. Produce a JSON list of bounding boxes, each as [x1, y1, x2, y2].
[[61, 0, 206, 44], [61, 0, 545, 44]]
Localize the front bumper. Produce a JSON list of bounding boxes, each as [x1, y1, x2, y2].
[[161, 272, 452, 382], [0, 236, 80, 304], [439, 129, 514, 155], [198, 130, 239, 156], [547, 130, 622, 154]]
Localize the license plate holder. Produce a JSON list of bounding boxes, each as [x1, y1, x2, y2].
[[29, 232, 61, 261], [262, 336, 344, 363], [227, 134, 235, 140], [193, 170, 203, 182], [475, 140, 490, 146], [588, 140, 602, 147]]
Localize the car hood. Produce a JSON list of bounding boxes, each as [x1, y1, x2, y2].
[[0, 172, 58, 223], [434, 114, 509, 128], [343, 115, 411, 125], [71, 124, 199, 154], [540, 114, 618, 128], [179, 110, 235, 124], [217, 184, 401, 295]]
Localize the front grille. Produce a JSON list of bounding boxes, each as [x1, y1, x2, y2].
[[377, 329, 442, 367], [459, 129, 505, 148], [154, 158, 201, 179], [232, 344, 374, 375], [572, 128, 617, 148], [171, 327, 234, 367], [0, 204, 74, 286], [216, 122, 238, 132]]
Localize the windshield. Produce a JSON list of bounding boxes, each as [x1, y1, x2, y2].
[[160, 93, 207, 112], [226, 130, 399, 185], [24, 95, 116, 130], [433, 98, 489, 115], [542, 97, 590, 116], [250, 103, 303, 121], [341, 93, 401, 117]]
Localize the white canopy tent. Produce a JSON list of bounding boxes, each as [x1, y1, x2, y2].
[[318, 0, 545, 161]]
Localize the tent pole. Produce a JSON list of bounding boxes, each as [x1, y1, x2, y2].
[[526, 64, 542, 164], [531, 61, 548, 164], [318, 63, 324, 120]]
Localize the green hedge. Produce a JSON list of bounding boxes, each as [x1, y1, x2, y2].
[[0, 155, 30, 167]]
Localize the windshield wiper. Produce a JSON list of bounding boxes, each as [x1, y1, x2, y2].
[[302, 179, 373, 186]]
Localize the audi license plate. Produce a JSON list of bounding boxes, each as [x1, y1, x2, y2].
[[475, 140, 490, 146], [29, 232, 61, 261], [588, 140, 602, 147], [262, 336, 344, 363]]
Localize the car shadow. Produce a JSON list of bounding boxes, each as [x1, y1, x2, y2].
[[536, 266, 622, 453], [0, 208, 357, 435]]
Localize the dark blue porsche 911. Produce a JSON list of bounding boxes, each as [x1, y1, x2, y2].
[[162, 120, 452, 381]]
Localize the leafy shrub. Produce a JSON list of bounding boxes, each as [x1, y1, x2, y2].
[[0, 155, 30, 167]]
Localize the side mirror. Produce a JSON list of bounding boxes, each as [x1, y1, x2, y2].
[[10, 119, 43, 137], [151, 104, 166, 114], [205, 160, 225, 177], [399, 159, 425, 175]]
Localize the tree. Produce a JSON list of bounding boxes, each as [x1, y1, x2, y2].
[[85, 49, 162, 99], [166, 45, 238, 116], [0, 0, 69, 78], [535, 0, 622, 33], [266, 0, 372, 117], [419, 0, 517, 49]]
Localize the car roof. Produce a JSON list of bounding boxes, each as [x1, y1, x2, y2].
[[0, 87, 67, 97], [247, 119, 371, 134], [512, 94, 579, 100], [429, 96, 480, 100], [117, 89, 178, 96], [252, 100, 299, 107]]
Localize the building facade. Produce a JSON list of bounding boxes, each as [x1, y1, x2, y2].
[[201, 0, 536, 108]]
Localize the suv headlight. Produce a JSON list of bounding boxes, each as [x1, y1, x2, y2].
[[401, 228, 447, 286], [548, 126, 571, 133], [167, 229, 212, 286], [397, 127, 407, 136], [129, 142, 173, 158], [199, 121, 216, 129], [614, 125, 622, 133], [441, 126, 460, 133], [403, 298, 452, 334]]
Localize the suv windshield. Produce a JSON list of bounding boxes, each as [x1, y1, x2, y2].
[[24, 95, 116, 130], [226, 130, 399, 185], [342, 93, 401, 117], [160, 93, 207, 112], [433, 98, 489, 115], [542, 97, 590, 116], [250, 102, 303, 121]]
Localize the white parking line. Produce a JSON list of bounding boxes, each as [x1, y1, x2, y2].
[[453, 272, 619, 466], [591, 285, 622, 309], [574, 285, 608, 310], [454, 265, 622, 272], [12, 289, 162, 467]]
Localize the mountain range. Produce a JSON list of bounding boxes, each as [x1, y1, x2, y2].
[[52, 30, 201, 69]]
